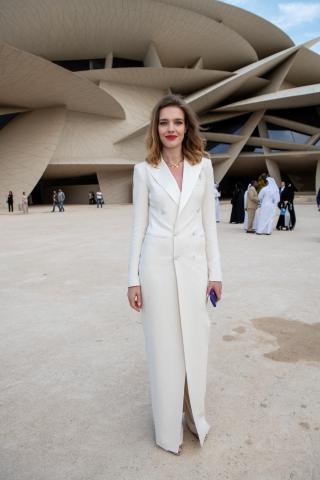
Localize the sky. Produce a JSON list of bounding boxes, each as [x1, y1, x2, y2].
[[223, 0, 320, 54]]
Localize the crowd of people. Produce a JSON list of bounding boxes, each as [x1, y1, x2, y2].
[[4, 188, 105, 213], [214, 174, 299, 235]]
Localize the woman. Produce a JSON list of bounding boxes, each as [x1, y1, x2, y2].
[[21, 192, 28, 214], [127, 95, 222, 455], [7, 191, 13, 212], [230, 182, 245, 224]]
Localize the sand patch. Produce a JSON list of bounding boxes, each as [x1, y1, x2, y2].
[[233, 326, 246, 334], [252, 317, 320, 363]]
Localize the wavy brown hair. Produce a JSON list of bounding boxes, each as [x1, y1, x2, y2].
[[145, 94, 205, 167]]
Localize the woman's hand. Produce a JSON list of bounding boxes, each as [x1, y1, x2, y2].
[[128, 286, 142, 312], [206, 281, 222, 302]]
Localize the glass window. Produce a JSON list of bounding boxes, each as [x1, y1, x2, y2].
[[0, 113, 19, 130], [206, 141, 230, 153], [267, 123, 310, 144], [89, 59, 105, 70], [53, 58, 106, 71], [242, 145, 263, 153], [267, 107, 320, 128], [112, 57, 144, 68], [202, 113, 251, 135]]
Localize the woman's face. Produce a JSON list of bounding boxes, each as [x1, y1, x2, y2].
[[158, 106, 186, 150]]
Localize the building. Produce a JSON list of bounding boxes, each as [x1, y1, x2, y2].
[[0, 0, 319, 206]]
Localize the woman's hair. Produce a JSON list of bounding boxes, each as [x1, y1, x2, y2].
[[145, 94, 205, 166]]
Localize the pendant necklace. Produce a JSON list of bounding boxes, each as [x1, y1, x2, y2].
[[168, 158, 183, 169]]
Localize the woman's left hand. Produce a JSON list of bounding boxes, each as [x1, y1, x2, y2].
[[206, 281, 222, 302]]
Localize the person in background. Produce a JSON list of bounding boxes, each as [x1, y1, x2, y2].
[[230, 182, 245, 224], [276, 181, 296, 231], [213, 182, 221, 222], [246, 180, 259, 233], [256, 173, 268, 193], [52, 190, 58, 212], [57, 189, 65, 212], [317, 188, 320, 211], [7, 191, 14, 212], [256, 176, 280, 235], [285, 182, 296, 230], [243, 183, 250, 231], [279, 180, 286, 198], [89, 191, 95, 205], [21, 192, 29, 214], [96, 190, 103, 207]]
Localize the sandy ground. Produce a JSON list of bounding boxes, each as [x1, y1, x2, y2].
[[0, 203, 320, 480]]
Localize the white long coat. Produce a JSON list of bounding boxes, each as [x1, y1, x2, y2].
[[128, 157, 222, 453]]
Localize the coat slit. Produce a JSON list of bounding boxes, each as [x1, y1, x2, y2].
[[174, 262, 202, 444]]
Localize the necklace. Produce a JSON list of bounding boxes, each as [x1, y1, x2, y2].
[[168, 159, 183, 169]]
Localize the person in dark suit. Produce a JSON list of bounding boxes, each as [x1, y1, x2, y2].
[[276, 181, 296, 230]]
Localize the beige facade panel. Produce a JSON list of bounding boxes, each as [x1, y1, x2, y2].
[[161, 0, 293, 58], [0, 107, 66, 205], [217, 83, 320, 112], [214, 111, 265, 182], [77, 67, 234, 95], [246, 137, 317, 152], [97, 167, 134, 204], [0, 0, 257, 70], [286, 47, 320, 87], [185, 45, 302, 114], [0, 43, 125, 118], [204, 132, 242, 144], [114, 75, 269, 145], [144, 43, 162, 68], [0, 107, 29, 115], [50, 84, 163, 166]]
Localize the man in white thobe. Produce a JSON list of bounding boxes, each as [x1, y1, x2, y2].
[[256, 177, 280, 235]]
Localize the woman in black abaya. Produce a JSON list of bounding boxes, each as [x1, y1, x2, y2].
[[230, 182, 245, 224]]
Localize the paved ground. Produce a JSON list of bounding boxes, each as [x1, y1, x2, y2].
[[1, 203, 320, 480]]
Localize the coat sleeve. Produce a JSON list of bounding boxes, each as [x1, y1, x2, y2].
[[128, 164, 149, 287], [202, 158, 222, 281]]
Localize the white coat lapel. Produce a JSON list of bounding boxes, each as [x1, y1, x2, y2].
[[147, 158, 180, 205], [178, 158, 203, 215]]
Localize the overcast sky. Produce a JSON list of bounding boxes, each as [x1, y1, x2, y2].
[[223, 0, 320, 54]]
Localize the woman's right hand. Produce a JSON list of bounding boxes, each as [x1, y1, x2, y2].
[[128, 286, 142, 312]]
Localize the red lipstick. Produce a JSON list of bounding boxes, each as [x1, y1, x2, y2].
[[166, 135, 177, 141]]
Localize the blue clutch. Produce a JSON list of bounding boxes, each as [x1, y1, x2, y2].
[[209, 288, 217, 307]]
